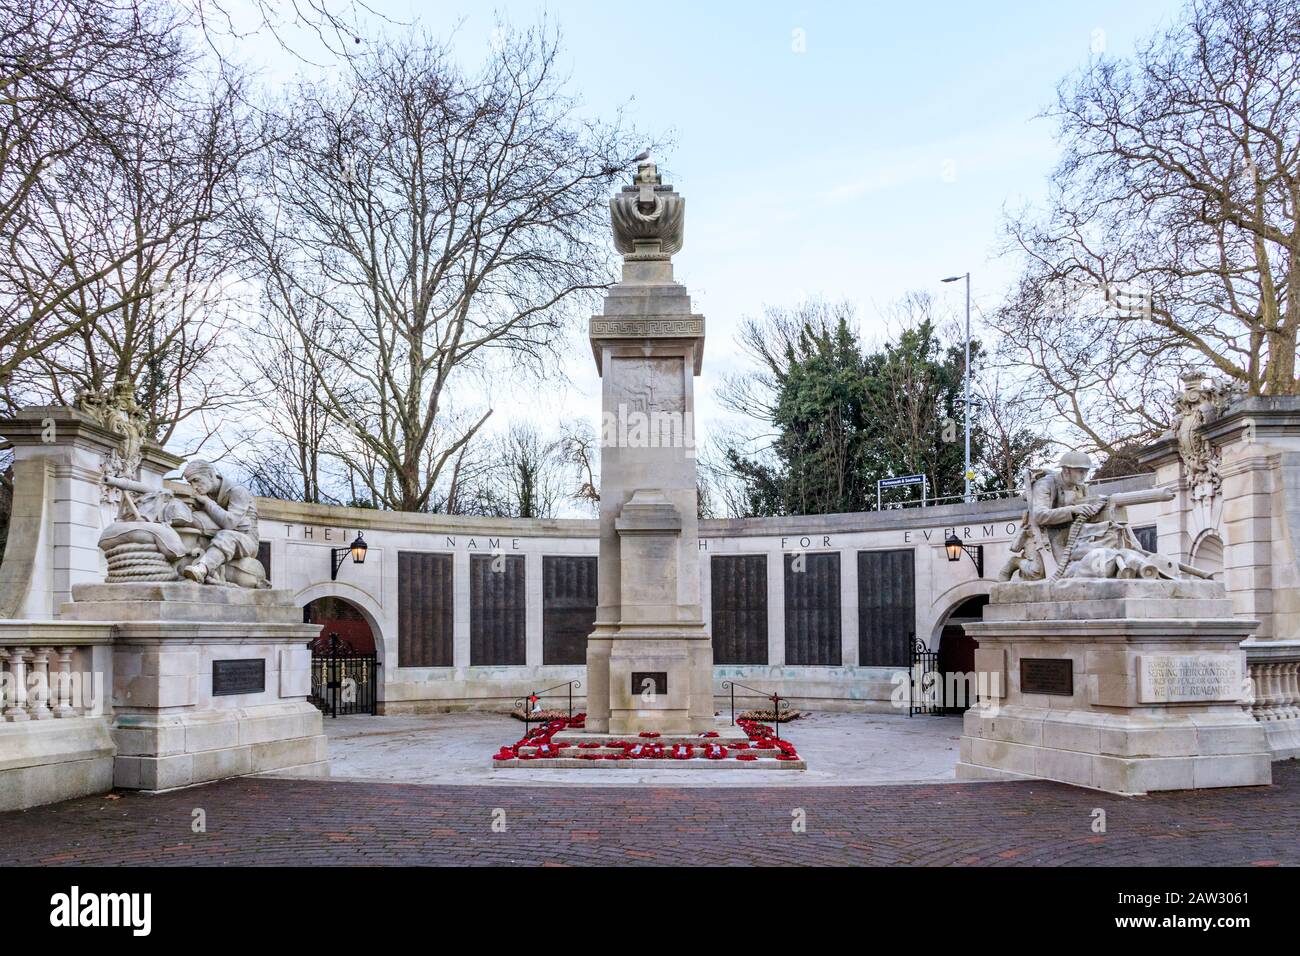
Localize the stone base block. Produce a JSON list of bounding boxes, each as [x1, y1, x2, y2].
[[63, 581, 305, 624], [0, 717, 115, 812], [1259, 716, 1300, 760], [959, 705, 1272, 795], [111, 702, 326, 792], [604, 631, 715, 735]]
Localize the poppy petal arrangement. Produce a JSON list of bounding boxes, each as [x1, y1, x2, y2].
[[490, 713, 802, 766]]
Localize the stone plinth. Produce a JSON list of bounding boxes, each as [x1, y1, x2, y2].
[[956, 579, 1271, 795], [61, 582, 326, 791]]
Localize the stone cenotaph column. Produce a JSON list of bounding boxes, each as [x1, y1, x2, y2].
[[584, 160, 713, 735]]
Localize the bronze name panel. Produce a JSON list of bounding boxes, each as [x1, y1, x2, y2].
[[212, 658, 266, 697], [711, 554, 768, 665], [632, 672, 667, 696], [1020, 658, 1074, 696]]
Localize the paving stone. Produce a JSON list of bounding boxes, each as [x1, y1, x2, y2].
[[0, 762, 1296, 866]]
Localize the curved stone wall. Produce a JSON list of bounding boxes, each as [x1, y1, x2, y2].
[[259, 481, 1162, 714]]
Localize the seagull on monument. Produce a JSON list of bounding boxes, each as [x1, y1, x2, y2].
[[632, 149, 651, 163]]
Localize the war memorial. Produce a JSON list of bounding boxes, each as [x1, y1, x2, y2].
[[0, 159, 1293, 814]]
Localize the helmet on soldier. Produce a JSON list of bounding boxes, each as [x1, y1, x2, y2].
[[1059, 450, 1093, 471]]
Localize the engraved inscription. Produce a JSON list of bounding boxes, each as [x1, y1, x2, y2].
[[1138, 654, 1241, 703]]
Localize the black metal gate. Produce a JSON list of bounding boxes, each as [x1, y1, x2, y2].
[[309, 632, 379, 717], [909, 635, 942, 716]]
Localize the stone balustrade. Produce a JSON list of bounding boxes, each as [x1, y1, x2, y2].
[[1247, 659, 1300, 722], [1, 644, 82, 720], [0, 624, 114, 724], [1243, 640, 1300, 760]]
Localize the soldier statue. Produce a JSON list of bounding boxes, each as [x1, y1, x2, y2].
[[999, 450, 1209, 582]]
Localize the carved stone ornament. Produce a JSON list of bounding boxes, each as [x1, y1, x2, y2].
[[1172, 371, 1239, 503], [76, 382, 147, 505], [609, 159, 685, 260]]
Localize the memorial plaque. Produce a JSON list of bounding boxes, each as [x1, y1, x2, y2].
[[784, 552, 842, 665], [212, 658, 266, 696], [711, 554, 768, 665], [857, 549, 915, 667], [470, 553, 526, 666], [1139, 654, 1241, 703], [632, 672, 667, 696], [543, 555, 597, 665], [1020, 658, 1073, 696], [398, 551, 454, 667]]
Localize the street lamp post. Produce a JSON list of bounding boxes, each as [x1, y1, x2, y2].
[[942, 272, 972, 502]]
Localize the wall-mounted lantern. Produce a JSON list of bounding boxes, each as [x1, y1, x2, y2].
[[944, 532, 984, 577], [331, 532, 368, 580]]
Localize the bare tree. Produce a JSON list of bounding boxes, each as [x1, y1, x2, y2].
[[0, 0, 201, 395], [560, 419, 600, 511], [227, 286, 346, 503], [238, 26, 639, 512], [7, 70, 256, 445], [972, 365, 1056, 490], [461, 423, 564, 518], [997, 0, 1300, 451]]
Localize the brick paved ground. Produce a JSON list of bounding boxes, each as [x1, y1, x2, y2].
[[1, 761, 1297, 866]]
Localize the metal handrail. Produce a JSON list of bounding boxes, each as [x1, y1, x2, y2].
[[874, 470, 1156, 511], [720, 679, 791, 739], [514, 679, 583, 737]]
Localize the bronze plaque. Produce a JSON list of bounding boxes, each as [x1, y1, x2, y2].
[[632, 672, 667, 695], [212, 658, 265, 696], [1021, 658, 1073, 696]]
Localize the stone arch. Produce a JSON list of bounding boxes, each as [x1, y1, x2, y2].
[[295, 581, 386, 666], [928, 581, 993, 648], [930, 589, 991, 713], [1189, 529, 1225, 579]]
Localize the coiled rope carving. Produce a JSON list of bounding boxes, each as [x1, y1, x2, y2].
[[104, 542, 178, 582]]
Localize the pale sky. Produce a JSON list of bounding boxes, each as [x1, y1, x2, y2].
[[214, 0, 1187, 498]]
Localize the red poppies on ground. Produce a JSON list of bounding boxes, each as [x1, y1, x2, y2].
[[491, 711, 800, 762]]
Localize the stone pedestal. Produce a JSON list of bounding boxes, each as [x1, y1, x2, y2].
[[584, 161, 713, 736], [1140, 395, 1300, 760], [956, 579, 1271, 795], [60, 582, 326, 791]]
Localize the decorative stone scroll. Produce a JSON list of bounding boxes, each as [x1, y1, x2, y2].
[[1171, 372, 1239, 503]]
